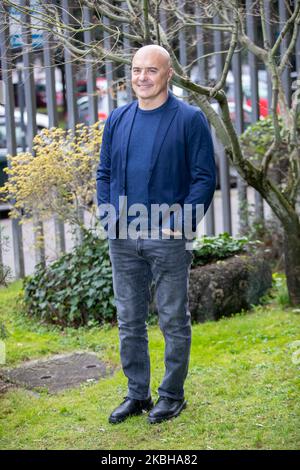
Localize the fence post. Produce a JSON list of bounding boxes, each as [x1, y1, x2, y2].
[[194, 4, 215, 235], [62, 0, 85, 244], [0, 8, 25, 278], [232, 47, 249, 235], [246, 0, 264, 226], [279, 0, 292, 107], [21, 0, 46, 267], [43, 0, 66, 257], [83, 6, 98, 125], [103, 16, 117, 112], [213, 14, 232, 235], [122, 2, 132, 103]]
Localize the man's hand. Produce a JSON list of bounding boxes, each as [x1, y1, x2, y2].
[[162, 228, 182, 238]]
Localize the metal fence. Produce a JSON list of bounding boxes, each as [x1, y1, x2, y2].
[[0, 0, 299, 279]]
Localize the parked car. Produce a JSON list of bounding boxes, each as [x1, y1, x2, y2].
[[13, 81, 64, 109], [77, 95, 108, 123], [77, 78, 128, 124], [225, 69, 269, 121], [35, 81, 64, 108]]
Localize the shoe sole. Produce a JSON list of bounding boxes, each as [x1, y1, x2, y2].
[[148, 400, 187, 424], [109, 403, 154, 424]]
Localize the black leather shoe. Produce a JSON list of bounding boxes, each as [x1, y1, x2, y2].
[[108, 396, 154, 424], [148, 397, 187, 424]]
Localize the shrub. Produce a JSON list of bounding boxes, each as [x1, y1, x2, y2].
[[3, 123, 103, 226], [240, 116, 297, 189], [192, 232, 258, 266], [22, 229, 115, 328]]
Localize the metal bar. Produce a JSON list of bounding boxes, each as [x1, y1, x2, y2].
[[232, 50, 243, 136], [178, 0, 187, 68], [264, 0, 273, 114], [43, 4, 58, 128], [205, 123, 215, 236], [246, 0, 264, 223], [279, 0, 292, 106], [195, 4, 206, 84], [103, 16, 116, 112], [21, 0, 45, 266], [122, 2, 132, 103], [178, 0, 188, 99], [83, 5, 100, 233], [62, 0, 85, 244], [246, 0, 259, 123], [43, 1, 66, 256], [21, 0, 37, 148], [62, 0, 78, 130], [213, 15, 232, 235], [296, 22, 300, 72], [232, 49, 249, 234], [0, 9, 25, 278], [16, 69, 26, 152], [195, 4, 215, 234], [83, 6, 98, 124]]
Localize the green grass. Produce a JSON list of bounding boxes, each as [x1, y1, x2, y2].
[[0, 280, 299, 450]]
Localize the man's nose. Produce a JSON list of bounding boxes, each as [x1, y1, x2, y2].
[[140, 70, 147, 80]]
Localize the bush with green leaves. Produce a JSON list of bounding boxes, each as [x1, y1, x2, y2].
[[240, 115, 290, 167], [22, 230, 115, 328], [192, 232, 258, 266], [240, 115, 300, 189]]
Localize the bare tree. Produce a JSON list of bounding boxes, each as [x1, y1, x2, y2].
[[1, 0, 300, 304]]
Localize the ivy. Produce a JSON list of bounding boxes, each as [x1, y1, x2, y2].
[[22, 230, 115, 328]]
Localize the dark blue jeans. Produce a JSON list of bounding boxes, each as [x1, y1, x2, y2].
[[108, 235, 193, 401]]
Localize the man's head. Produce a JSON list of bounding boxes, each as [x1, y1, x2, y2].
[[131, 45, 173, 106]]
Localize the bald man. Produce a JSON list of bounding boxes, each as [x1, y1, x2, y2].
[[96, 45, 216, 424]]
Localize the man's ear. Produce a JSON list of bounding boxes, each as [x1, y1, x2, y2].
[[168, 67, 174, 82]]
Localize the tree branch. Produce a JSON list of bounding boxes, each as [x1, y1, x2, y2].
[[271, 0, 300, 58], [235, 3, 268, 64], [259, 0, 270, 50], [209, 8, 238, 97], [261, 140, 276, 176], [143, 0, 151, 44], [279, 9, 300, 75]]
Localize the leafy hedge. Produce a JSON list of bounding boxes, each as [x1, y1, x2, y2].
[[22, 231, 255, 328], [240, 115, 288, 168], [23, 230, 115, 328], [192, 232, 255, 266]]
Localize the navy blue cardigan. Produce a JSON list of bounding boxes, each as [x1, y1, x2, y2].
[[96, 91, 216, 236]]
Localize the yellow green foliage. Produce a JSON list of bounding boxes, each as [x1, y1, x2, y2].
[[2, 122, 103, 224]]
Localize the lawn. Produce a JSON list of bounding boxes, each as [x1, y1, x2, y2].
[[0, 279, 299, 450]]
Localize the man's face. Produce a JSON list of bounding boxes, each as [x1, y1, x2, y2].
[[131, 50, 173, 101]]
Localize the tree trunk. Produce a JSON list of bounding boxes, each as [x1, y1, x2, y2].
[[283, 221, 300, 305]]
